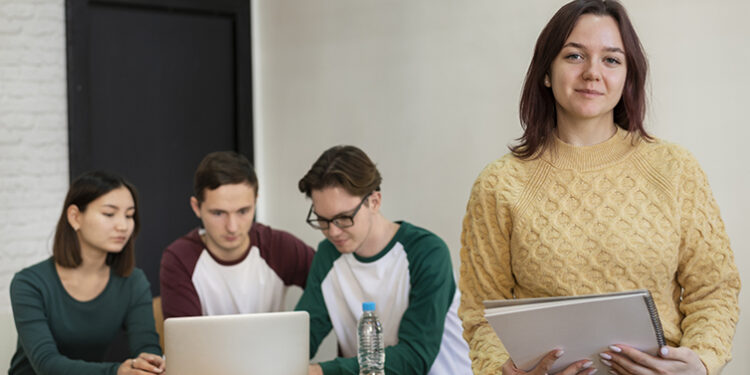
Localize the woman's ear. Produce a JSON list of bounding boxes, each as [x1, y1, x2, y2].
[[544, 74, 551, 87], [67, 205, 81, 231]]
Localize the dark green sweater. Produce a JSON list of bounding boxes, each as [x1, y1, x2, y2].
[[9, 258, 161, 375]]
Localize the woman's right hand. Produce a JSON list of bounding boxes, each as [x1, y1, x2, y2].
[[117, 352, 165, 374], [502, 349, 597, 375]]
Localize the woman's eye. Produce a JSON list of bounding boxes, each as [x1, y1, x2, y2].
[[103, 213, 115, 217], [605, 57, 621, 65], [565, 53, 583, 61]]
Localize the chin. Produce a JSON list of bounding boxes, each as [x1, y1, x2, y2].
[[333, 244, 357, 254], [219, 243, 242, 253]]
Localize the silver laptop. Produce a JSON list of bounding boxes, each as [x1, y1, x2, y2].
[[164, 311, 309, 375]]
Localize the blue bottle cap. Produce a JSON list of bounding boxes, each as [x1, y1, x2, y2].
[[362, 302, 376, 311]]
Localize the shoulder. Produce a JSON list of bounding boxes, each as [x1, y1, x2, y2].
[[125, 267, 149, 283], [250, 221, 273, 240], [396, 223, 454, 286], [162, 228, 205, 269], [635, 137, 705, 181], [10, 258, 59, 306], [397, 222, 449, 252], [164, 228, 203, 255], [12, 257, 55, 287], [637, 137, 697, 165], [471, 153, 535, 202], [396, 222, 451, 266], [116, 267, 151, 291], [251, 222, 308, 248], [476, 153, 531, 182]]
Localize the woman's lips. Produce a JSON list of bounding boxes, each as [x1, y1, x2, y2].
[[576, 88, 604, 97]]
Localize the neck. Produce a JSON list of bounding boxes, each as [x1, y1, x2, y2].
[[556, 113, 618, 147], [75, 244, 110, 274], [355, 214, 399, 258], [203, 233, 250, 262]]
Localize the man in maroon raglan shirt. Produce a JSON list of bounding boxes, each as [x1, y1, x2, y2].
[[159, 151, 315, 318]]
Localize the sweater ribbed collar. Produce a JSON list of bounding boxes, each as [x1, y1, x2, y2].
[[542, 126, 640, 171]]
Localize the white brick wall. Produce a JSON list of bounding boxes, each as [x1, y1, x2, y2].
[[0, 0, 68, 313]]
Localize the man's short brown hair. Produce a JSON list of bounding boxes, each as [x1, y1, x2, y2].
[[194, 151, 258, 202], [298, 145, 381, 198]]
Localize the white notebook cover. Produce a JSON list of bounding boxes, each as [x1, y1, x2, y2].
[[484, 290, 664, 374]]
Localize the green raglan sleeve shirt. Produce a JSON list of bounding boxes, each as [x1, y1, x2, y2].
[[295, 241, 337, 361], [296, 223, 457, 375], [381, 228, 455, 374]]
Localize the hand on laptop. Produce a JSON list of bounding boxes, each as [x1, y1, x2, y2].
[[118, 352, 165, 374], [308, 364, 323, 375]]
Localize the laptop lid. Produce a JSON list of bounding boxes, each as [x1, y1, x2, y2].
[[164, 311, 309, 375]]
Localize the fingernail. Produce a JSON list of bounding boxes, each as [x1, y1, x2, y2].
[[589, 369, 598, 375], [582, 360, 593, 368], [608, 345, 621, 353], [600, 358, 612, 367], [660, 346, 669, 356], [555, 350, 564, 358], [599, 353, 612, 360]]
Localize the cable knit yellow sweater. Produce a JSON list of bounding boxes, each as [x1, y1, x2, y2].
[[458, 128, 740, 375]]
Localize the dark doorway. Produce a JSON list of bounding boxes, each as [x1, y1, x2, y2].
[[66, 0, 252, 298]]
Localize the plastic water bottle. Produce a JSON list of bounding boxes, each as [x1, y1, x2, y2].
[[357, 301, 385, 375]]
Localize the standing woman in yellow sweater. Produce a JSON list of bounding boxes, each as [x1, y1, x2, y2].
[[458, 1, 740, 375]]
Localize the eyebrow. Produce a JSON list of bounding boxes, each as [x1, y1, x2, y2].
[[209, 205, 253, 213], [103, 204, 135, 211], [312, 207, 356, 221], [563, 42, 625, 55]]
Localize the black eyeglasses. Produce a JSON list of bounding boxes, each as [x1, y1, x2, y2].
[[306, 192, 372, 230]]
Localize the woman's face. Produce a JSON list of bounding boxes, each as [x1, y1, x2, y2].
[[70, 186, 136, 255], [547, 14, 627, 126]]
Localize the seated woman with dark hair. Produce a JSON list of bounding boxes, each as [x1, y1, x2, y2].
[[9, 171, 165, 375]]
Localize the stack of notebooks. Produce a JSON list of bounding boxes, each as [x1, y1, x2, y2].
[[484, 289, 665, 374]]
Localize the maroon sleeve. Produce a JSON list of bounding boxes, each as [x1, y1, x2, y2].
[[159, 231, 203, 318], [252, 223, 315, 288]]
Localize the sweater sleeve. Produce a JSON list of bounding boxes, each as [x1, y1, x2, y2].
[[125, 269, 163, 357], [458, 162, 518, 374], [674, 152, 740, 375], [159, 246, 202, 318], [10, 272, 120, 375]]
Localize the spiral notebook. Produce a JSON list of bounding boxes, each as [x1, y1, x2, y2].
[[484, 289, 664, 374]]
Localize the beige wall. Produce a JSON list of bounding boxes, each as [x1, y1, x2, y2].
[[253, 1, 750, 373]]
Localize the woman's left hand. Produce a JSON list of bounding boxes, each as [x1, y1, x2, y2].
[[123, 352, 165, 374], [599, 344, 706, 375]]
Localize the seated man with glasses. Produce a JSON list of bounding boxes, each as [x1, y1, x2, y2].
[[295, 145, 471, 375]]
